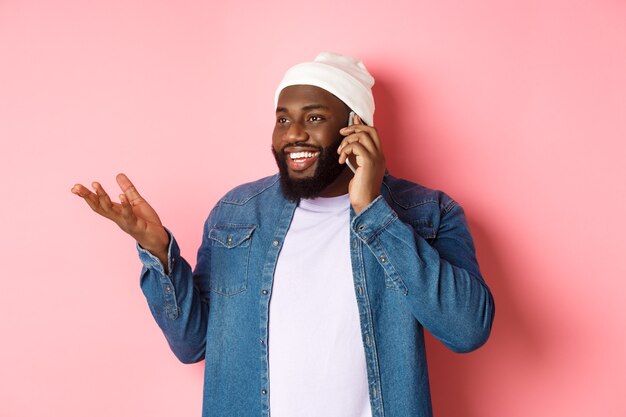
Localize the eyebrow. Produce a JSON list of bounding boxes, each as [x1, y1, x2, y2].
[[276, 104, 330, 113]]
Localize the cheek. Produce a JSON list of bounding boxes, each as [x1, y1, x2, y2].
[[271, 129, 282, 150], [320, 127, 343, 148]]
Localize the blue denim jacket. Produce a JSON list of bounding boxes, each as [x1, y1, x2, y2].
[[138, 173, 495, 417]]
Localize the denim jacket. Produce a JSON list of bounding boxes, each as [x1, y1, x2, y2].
[[137, 173, 495, 417]]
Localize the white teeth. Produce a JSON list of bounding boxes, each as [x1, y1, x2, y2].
[[289, 151, 316, 160]]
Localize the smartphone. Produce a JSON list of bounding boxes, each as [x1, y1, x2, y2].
[[346, 111, 357, 173]]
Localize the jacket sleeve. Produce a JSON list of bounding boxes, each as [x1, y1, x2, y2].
[[351, 195, 495, 353], [137, 218, 214, 364]]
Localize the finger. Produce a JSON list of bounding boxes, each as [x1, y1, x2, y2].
[[338, 142, 363, 166], [340, 122, 382, 151], [341, 123, 378, 137], [338, 133, 378, 155], [71, 183, 93, 198], [338, 132, 378, 156], [92, 182, 113, 211], [72, 183, 104, 213], [119, 194, 135, 220], [117, 193, 139, 231], [338, 142, 371, 165], [116, 173, 144, 205]]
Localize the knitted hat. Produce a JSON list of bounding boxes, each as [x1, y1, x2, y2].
[[274, 52, 375, 126]]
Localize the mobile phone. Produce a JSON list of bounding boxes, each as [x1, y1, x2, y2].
[[346, 112, 357, 173]]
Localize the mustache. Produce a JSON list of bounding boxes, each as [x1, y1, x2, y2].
[[280, 142, 323, 153], [280, 137, 343, 155]]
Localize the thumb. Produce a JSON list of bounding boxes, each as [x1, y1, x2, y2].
[[116, 173, 143, 202]]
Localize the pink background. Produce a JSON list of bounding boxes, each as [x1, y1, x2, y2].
[[1, 0, 625, 416]]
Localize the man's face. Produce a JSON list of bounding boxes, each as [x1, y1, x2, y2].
[[272, 85, 351, 200]]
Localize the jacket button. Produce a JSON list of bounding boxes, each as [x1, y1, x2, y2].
[[261, 389, 267, 395], [380, 256, 387, 263], [272, 240, 279, 246], [261, 289, 268, 295]]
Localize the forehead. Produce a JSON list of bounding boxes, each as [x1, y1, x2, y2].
[[276, 85, 346, 110]]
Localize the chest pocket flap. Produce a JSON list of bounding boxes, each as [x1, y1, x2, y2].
[[209, 225, 256, 248], [208, 224, 256, 296]]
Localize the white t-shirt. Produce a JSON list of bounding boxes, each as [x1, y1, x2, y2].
[[268, 194, 372, 417]]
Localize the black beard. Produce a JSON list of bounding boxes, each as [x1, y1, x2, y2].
[[272, 139, 347, 201]]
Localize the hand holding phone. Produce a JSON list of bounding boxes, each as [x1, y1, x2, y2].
[[338, 112, 386, 214]]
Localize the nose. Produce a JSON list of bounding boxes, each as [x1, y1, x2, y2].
[[285, 121, 308, 143]]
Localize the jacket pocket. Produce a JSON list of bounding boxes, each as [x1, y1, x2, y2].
[[208, 224, 256, 296]]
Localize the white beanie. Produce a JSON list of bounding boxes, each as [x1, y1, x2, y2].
[[274, 52, 376, 126]]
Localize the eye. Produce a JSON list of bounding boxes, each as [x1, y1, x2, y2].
[[308, 115, 324, 122], [276, 117, 289, 125]]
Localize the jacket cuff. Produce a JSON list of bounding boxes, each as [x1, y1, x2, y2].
[[351, 195, 398, 243], [136, 227, 179, 276]]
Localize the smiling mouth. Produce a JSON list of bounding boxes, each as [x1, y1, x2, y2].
[[286, 150, 321, 172], [289, 151, 319, 160]]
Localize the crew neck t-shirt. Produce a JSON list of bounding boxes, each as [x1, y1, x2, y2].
[[268, 194, 372, 417]]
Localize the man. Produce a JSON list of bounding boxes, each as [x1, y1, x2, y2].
[[71, 52, 495, 417]]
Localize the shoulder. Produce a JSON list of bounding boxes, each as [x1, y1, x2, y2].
[[381, 173, 465, 240], [382, 173, 457, 214], [218, 174, 282, 206]]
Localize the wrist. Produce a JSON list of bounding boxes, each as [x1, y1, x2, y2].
[[351, 193, 380, 215], [137, 227, 169, 253]]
